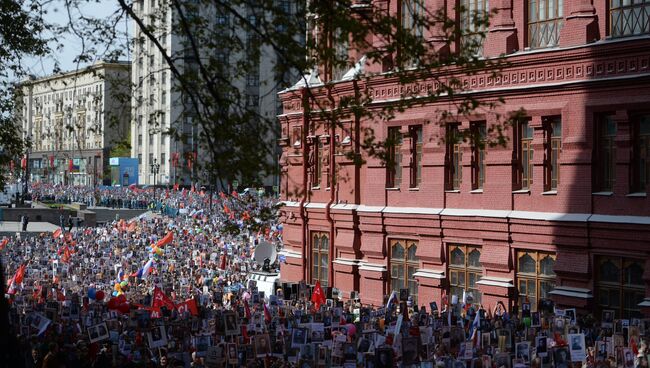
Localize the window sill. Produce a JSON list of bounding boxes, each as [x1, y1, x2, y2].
[[408, 187, 419, 191], [311, 187, 321, 190], [592, 191, 613, 196], [626, 192, 646, 198], [541, 190, 557, 196], [469, 189, 483, 194], [385, 187, 400, 191], [445, 190, 460, 193], [512, 189, 530, 194]]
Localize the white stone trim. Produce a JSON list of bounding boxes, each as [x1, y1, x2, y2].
[[358, 262, 387, 272], [331, 204, 360, 210], [278, 249, 303, 259], [280, 201, 650, 226], [509, 211, 590, 222], [413, 269, 445, 279], [548, 286, 593, 299], [476, 276, 514, 288], [638, 298, 650, 307], [589, 214, 650, 225], [383, 206, 442, 215], [280, 201, 300, 207], [356, 205, 385, 213], [332, 258, 362, 266], [441, 208, 511, 218], [304, 202, 327, 209]]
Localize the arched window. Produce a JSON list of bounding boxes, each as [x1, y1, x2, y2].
[[390, 239, 419, 304], [597, 257, 645, 319], [516, 251, 556, 311], [448, 245, 482, 306], [311, 232, 329, 287]]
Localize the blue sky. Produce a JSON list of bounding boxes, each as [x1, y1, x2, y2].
[[22, 1, 131, 78]]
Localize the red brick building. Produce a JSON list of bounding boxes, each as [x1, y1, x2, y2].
[[277, 0, 650, 319]]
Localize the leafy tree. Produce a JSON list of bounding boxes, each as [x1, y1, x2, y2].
[[15, 0, 513, 194]]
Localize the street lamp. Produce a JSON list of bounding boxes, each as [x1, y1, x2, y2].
[[150, 158, 160, 201]]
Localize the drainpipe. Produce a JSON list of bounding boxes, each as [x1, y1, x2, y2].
[[326, 86, 336, 288], [299, 87, 310, 282]]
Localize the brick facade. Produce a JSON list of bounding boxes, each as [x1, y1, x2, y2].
[[277, 1, 650, 317]]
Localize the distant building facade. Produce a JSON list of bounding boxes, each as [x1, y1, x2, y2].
[[130, 0, 297, 188], [19, 62, 131, 186], [278, 1, 650, 318]]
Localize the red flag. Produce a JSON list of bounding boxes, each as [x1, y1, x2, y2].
[[52, 228, 62, 239], [219, 192, 226, 199], [244, 300, 251, 319], [155, 231, 174, 248], [220, 254, 226, 270], [311, 280, 326, 311], [223, 205, 230, 214], [127, 222, 137, 233], [152, 287, 175, 310], [176, 299, 199, 316], [173, 183, 179, 191], [0, 238, 8, 251], [6, 264, 26, 294], [231, 191, 238, 198], [264, 303, 272, 322], [68, 159, 73, 172], [242, 211, 251, 221]]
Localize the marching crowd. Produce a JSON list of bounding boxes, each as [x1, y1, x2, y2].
[[2, 185, 650, 368]]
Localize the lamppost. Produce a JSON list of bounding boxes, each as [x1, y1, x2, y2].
[[150, 158, 160, 201]]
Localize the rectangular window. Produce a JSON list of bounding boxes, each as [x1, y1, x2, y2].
[[387, 127, 403, 188], [331, 27, 349, 81], [161, 153, 166, 168], [460, 0, 490, 55], [448, 244, 482, 306], [445, 124, 462, 190], [594, 115, 617, 192], [516, 251, 556, 312], [471, 122, 486, 190], [631, 114, 650, 193], [311, 232, 329, 287], [544, 117, 561, 191], [391, 239, 419, 305], [514, 120, 534, 190], [400, 0, 424, 66], [311, 139, 323, 189], [528, 0, 564, 49], [410, 125, 423, 188], [138, 154, 142, 165], [149, 133, 154, 146], [597, 256, 645, 319], [138, 134, 142, 146], [610, 0, 650, 38]]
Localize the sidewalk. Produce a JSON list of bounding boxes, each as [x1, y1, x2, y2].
[[0, 221, 59, 233]]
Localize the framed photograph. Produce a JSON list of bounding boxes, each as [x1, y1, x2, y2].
[[531, 312, 541, 327], [88, 322, 110, 344], [292, 327, 308, 348], [222, 311, 238, 336], [494, 352, 511, 368], [553, 346, 571, 368], [147, 325, 168, 349], [255, 334, 271, 357], [399, 288, 409, 302], [596, 341, 608, 361], [535, 336, 548, 357], [515, 341, 530, 363], [564, 308, 576, 325], [553, 316, 566, 333], [568, 334, 585, 362], [402, 337, 419, 365], [374, 347, 394, 368], [227, 343, 237, 365], [601, 310, 614, 328], [623, 348, 634, 368]]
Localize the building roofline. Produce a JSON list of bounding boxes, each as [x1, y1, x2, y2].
[[19, 60, 131, 87]]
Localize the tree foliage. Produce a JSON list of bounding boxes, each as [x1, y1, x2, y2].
[[12, 0, 515, 191]]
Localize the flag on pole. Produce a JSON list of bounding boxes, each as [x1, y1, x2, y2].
[[153, 287, 176, 310], [311, 280, 326, 311], [155, 231, 174, 247]]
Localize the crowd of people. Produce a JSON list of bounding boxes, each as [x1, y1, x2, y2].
[[2, 185, 650, 368]]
